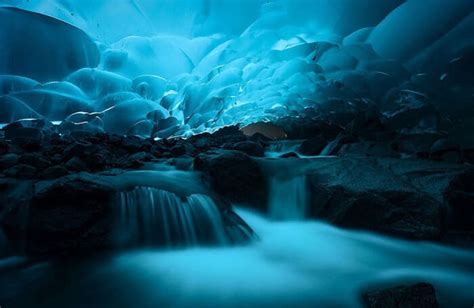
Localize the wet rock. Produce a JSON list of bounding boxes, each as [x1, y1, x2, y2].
[[0, 153, 19, 170], [383, 97, 440, 132], [280, 152, 299, 158], [0, 140, 10, 155], [194, 150, 267, 209], [392, 133, 442, 156], [444, 169, 474, 231], [3, 164, 37, 179], [310, 185, 443, 240], [121, 136, 151, 153], [298, 137, 328, 156], [18, 153, 51, 170], [339, 141, 399, 158], [362, 282, 439, 308], [41, 165, 69, 179], [277, 117, 342, 140], [64, 156, 89, 172], [116, 151, 152, 168], [223, 141, 265, 157], [2, 176, 115, 256], [307, 156, 464, 240]]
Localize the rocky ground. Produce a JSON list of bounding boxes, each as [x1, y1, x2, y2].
[[0, 109, 472, 307], [1, 109, 473, 254]]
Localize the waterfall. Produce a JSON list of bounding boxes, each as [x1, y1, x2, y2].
[[116, 187, 229, 247], [268, 175, 308, 220]]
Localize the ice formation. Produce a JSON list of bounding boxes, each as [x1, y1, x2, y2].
[[1, 0, 473, 138]]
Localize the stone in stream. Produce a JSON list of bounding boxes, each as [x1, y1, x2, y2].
[[194, 150, 268, 210], [0, 172, 255, 257], [362, 282, 439, 308]]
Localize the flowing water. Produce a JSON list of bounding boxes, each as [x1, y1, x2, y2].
[[1, 208, 474, 307], [116, 187, 229, 247], [1, 174, 474, 307], [268, 175, 308, 220]]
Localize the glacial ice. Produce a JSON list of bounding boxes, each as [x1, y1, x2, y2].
[[0, 0, 473, 137], [0, 7, 99, 82]]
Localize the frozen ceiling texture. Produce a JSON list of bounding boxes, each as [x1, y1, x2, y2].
[[1, 0, 473, 138]]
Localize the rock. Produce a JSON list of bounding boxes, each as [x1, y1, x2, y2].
[[0, 140, 9, 155], [0, 153, 19, 170], [64, 156, 89, 172], [2, 176, 116, 256], [277, 117, 342, 140], [121, 136, 150, 153], [310, 185, 442, 240], [383, 96, 440, 132], [280, 152, 299, 158], [223, 141, 265, 157], [339, 141, 399, 158], [3, 164, 37, 179], [116, 151, 152, 168], [444, 169, 474, 231], [194, 150, 267, 209], [362, 282, 439, 308], [41, 165, 69, 179], [298, 137, 328, 156], [307, 156, 466, 240], [392, 133, 442, 155], [18, 153, 51, 170]]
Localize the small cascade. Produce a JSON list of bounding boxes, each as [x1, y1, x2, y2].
[[268, 175, 308, 220], [115, 187, 229, 248]]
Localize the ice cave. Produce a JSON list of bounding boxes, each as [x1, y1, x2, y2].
[[0, 0, 474, 307]]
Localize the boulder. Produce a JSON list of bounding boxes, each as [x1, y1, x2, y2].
[[362, 282, 439, 308], [2, 176, 116, 256], [223, 141, 265, 157], [307, 156, 466, 240], [444, 169, 474, 231], [298, 137, 328, 156], [194, 150, 267, 209]]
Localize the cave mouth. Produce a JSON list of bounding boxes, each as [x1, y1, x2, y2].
[[1, 1, 474, 307]]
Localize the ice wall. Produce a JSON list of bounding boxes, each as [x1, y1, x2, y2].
[[0, 0, 473, 137]]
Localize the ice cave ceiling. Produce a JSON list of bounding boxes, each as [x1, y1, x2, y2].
[[0, 0, 473, 138]]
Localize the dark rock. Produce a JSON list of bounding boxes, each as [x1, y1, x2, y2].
[[117, 151, 152, 168], [0, 153, 19, 170], [362, 282, 439, 308], [444, 169, 474, 231], [277, 117, 342, 140], [170, 142, 195, 157], [2, 176, 115, 256], [121, 136, 150, 153], [383, 97, 440, 132], [194, 150, 267, 209], [3, 164, 37, 179], [339, 141, 399, 158], [280, 152, 299, 158], [306, 157, 464, 240], [392, 133, 442, 155], [223, 141, 265, 157], [298, 137, 328, 156], [64, 156, 89, 172], [41, 165, 70, 179], [213, 125, 244, 138], [0, 140, 9, 155], [18, 153, 51, 170], [310, 185, 443, 240]]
